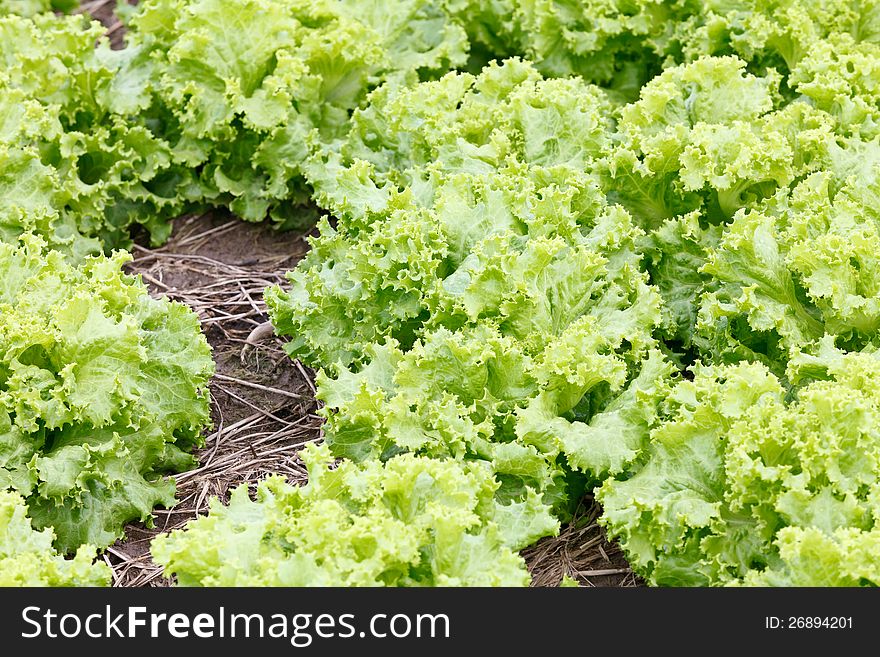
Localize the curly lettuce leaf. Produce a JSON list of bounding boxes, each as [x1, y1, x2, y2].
[[604, 56, 834, 227], [697, 159, 880, 370], [639, 211, 722, 348], [0, 13, 194, 250], [271, 60, 617, 367], [789, 33, 880, 140], [443, 0, 695, 94], [0, 490, 110, 586], [304, 58, 612, 221], [738, 527, 880, 587]]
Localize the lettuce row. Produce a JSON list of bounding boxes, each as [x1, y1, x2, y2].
[[0, 0, 472, 253], [8, 0, 879, 253], [593, 38, 880, 585], [0, 235, 214, 553], [446, 1, 880, 92], [265, 38, 880, 585], [5, 1, 878, 251]]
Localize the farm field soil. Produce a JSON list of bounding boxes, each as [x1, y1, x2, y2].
[[108, 212, 321, 586]]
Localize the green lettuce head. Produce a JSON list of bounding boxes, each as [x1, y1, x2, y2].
[[153, 443, 540, 586], [0, 490, 110, 586], [599, 349, 880, 586], [0, 235, 214, 553]]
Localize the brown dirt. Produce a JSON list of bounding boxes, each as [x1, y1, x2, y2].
[[108, 212, 322, 586], [75, 0, 128, 48], [524, 496, 642, 587]]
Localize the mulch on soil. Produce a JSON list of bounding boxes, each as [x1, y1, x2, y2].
[[109, 212, 321, 586]]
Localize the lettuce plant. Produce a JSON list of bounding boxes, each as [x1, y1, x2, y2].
[[0, 12, 194, 251], [0, 236, 213, 552], [599, 349, 880, 586], [115, 0, 471, 229], [267, 61, 676, 517], [152, 443, 542, 586], [0, 490, 110, 586]]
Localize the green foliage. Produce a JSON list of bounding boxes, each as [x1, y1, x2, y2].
[[0, 235, 213, 552], [0, 490, 110, 586], [7, 0, 880, 588], [0, 0, 76, 16], [598, 351, 880, 587], [0, 0, 471, 252], [265, 3, 880, 588], [0, 12, 192, 252], [116, 0, 471, 230], [267, 62, 676, 519], [273, 59, 616, 366], [152, 443, 541, 586]]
